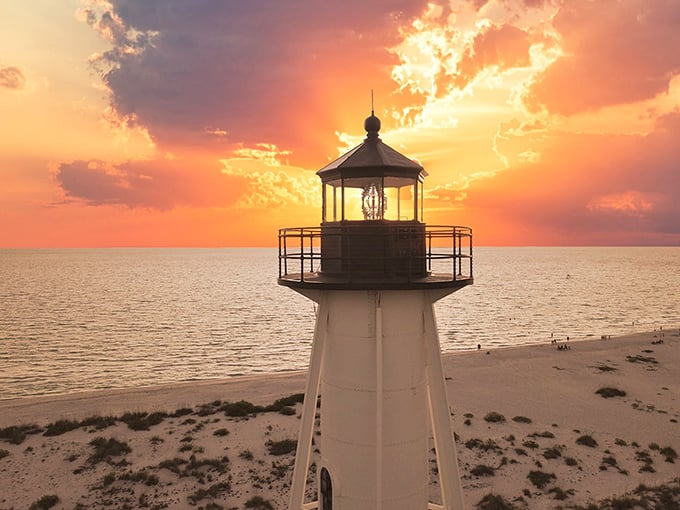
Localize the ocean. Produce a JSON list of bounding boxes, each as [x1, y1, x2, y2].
[[1, 247, 678, 400]]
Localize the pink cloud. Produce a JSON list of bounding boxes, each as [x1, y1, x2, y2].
[[463, 110, 680, 244], [524, 0, 680, 114]]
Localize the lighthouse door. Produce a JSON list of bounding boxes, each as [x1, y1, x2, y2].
[[320, 467, 332, 509]]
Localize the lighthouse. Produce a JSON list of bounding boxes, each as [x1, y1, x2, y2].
[[278, 112, 473, 510]]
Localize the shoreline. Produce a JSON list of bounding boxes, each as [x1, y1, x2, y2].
[[1, 329, 678, 509], [0, 329, 672, 428]]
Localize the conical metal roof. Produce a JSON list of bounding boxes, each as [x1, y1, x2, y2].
[[317, 114, 426, 182]]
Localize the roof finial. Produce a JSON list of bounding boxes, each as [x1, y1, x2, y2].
[[365, 89, 381, 139]]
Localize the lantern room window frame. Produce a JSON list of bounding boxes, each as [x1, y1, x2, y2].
[[321, 172, 425, 224]]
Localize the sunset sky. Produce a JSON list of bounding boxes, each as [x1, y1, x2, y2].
[[2, 0, 679, 247]]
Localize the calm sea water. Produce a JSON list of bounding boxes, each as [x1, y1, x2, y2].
[[1, 247, 678, 400]]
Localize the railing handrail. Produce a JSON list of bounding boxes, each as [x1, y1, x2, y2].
[[278, 224, 473, 285]]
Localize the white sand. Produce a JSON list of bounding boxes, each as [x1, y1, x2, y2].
[[1, 330, 678, 509]]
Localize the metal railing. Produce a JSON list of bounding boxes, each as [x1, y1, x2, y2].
[[278, 224, 472, 285]]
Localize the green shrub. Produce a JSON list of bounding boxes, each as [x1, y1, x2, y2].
[[119, 469, 159, 486], [88, 437, 131, 464], [158, 457, 188, 474], [29, 495, 59, 510], [245, 496, 274, 510], [529, 431, 555, 439], [512, 416, 532, 424], [626, 355, 657, 364], [213, 428, 230, 437], [265, 393, 304, 412], [465, 438, 500, 452], [221, 400, 264, 417], [120, 411, 167, 431], [471, 464, 495, 477], [0, 424, 42, 445], [187, 481, 231, 504], [522, 439, 539, 449], [476, 493, 515, 510], [171, 407, 193, 417], [102, 472, 116, 486], [0, 449, 9, 460], [43, 419, 81, 437], [601, 456, 618, 467], [548, 487, 569, 500], [639, 463, 656, 473], [576, 434, 598, 448], [484, 412, 506, 423], [239, 450, 254, 460], [596, 387, 627, 398], [527, 470, 556, 489], [543, 447, 562, 460], [266, 439, 297, 456], [660, 446, 677, 462]]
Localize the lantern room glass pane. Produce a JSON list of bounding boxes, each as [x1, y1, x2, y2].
[[342, 186, 366, 220], [323, 182, 339, 222], [400, 184, 416, 221]]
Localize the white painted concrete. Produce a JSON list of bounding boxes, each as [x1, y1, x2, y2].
[[288, 289, 464, 510]]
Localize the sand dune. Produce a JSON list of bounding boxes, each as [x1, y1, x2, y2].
[[1, 330, 678, 509]]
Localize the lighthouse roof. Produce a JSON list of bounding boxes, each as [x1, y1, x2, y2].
[[317, 114, 426, 183]]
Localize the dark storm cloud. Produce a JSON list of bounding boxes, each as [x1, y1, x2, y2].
[[82, 0, 429, 162]]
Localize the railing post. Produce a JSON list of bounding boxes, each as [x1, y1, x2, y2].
[[278, 230, 282, 278], [300, 228, 305, 282], [452, 227, 456, 281], [469, 230, 473, 278], [283, 231, 289, 277]]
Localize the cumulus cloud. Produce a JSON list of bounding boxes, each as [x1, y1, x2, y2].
[[79, 0, 428, 163], [464, 110, 680, 242], [55, 157, 248, 210], [452, 24, 533, 89], [524, 0, 680, 115], [389, 2, 550, 116], [55, 143, 320, 211], [0, 66, 26, 89]]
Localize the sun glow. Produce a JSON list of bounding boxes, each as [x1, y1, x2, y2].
[[1, 1, 679, 247]]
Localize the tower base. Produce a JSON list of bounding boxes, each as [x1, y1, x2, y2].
[[288, 288, 465, 510]]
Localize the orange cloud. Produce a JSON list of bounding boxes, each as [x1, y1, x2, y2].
[[587, 191, 654, 215], [0, 66, 25, 89], [462, 110, 680, 244], [452, 24, 534, 90], [55, 156, 249, 210]]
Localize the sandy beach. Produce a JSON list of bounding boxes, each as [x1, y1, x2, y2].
[[1, 330, 678, 509]]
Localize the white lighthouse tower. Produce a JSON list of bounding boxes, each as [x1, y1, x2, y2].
[[278, 112, 473, 510]]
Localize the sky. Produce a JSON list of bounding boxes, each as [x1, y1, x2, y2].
[[1, 0, 679, 247]]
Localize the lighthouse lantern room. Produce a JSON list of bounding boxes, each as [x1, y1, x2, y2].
[[278, 112, 473, 510]]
